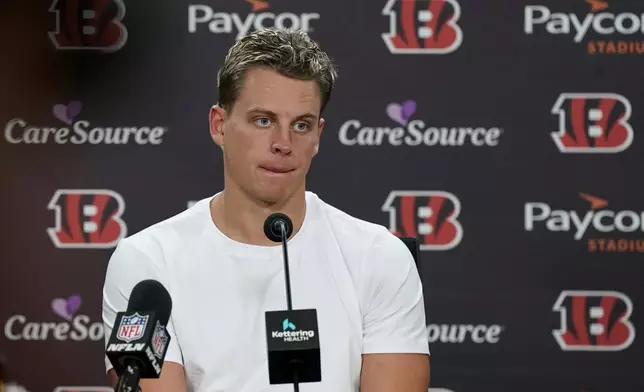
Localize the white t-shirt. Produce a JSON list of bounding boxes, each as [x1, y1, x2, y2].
[[102, 191, 429, 392]]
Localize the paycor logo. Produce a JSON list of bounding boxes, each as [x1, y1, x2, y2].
[[524, 1, 644, 55], [525, 193, 644, 253], [271, 318, 315, 342], [188, 1, 320, 40]]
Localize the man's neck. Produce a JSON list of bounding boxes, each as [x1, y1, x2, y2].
[[210, 185, 307, 246]]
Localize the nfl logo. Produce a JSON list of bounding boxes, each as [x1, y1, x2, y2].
[[151, 321, 169, 358], [116, 312, 149, 343]]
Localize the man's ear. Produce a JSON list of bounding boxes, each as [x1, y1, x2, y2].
[[314, 117, 325, 156], [209, 104, 226, 148]]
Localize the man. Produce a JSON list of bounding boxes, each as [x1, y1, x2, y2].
[[102, 28, 430, 391]]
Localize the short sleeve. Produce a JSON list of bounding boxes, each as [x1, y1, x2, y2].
[[359, 229, 430, 355], [102, 237, 184, 372]]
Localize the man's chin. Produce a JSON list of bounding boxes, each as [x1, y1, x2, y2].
[[252, 187, 295, 206]]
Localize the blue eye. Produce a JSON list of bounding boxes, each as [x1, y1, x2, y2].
[[294, 122, 309, 132], [254, 118, 272, 127]]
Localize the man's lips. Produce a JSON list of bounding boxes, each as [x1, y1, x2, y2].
[[260, 166, 295, 174]]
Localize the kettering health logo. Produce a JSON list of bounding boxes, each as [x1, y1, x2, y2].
[[4, 100, 168, 145], [338, 99, 502, 147], [272, 318, 315, 342]]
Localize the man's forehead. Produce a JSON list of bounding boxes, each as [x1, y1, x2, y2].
[[235, 69, 322, 114]]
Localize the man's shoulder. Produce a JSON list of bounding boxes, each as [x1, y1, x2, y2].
[[119, 196, 213, 253], [309, 192, 393, 245]]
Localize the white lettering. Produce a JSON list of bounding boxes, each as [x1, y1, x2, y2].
[[70, 315, 89, 341], [593, 210, 615, 234], [615, 211, 640, 232], [470, 325, 486, 343], [524, 203, 550, 230], [571, 211, 593, 240], [616, 13, 640, 34], [525, 202, 644, 238], [593, 13, 615, 36], [524, 6, 644, 42], [338, 120, 501, 147], [146, 347, 161, 375], [187, 5, 319, 39], [426, 324, 503, 344], [571, 14, 593, 43], [4, 315, 24, 340], [4, 119, 25, 143], [271, 329, 316, 341], [485, 325, 502, 343], [3, 314, 104, 341], [3, 119, 166, 145], [188, 5, 212, 32], [107, 343, 146, 352], [233, 13, 254, 38], [53, 323, 70, 340]]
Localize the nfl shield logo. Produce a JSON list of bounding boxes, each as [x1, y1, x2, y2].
[[116, 312, 149, 343], [151, 321, 169, 358]]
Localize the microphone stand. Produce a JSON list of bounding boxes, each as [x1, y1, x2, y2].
[[278, 221, 299, 392], [115, 361, 143, 392]]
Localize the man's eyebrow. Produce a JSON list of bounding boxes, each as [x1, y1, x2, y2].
[[294, 112, 318, 121], [246, 108, 318, 121], [247, 108, 278, 117]]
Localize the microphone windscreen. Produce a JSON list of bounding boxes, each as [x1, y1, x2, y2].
[[264, 213, 293, 242], [126, 279, 173, 326]]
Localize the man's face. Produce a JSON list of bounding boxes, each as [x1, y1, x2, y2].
[[209, 67, 325, 204]]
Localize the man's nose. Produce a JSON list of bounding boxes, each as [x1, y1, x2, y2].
[[270, 126, 292, 155]]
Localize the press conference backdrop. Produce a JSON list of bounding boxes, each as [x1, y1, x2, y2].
[[1, 0, 643, 390]]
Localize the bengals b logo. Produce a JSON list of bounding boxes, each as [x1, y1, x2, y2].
[[382, 191, 463, 250], [47, 189, 127, 249], [552, 290, 635, 351], [49, 0, 128, 52], [382, 0, 463, 54], [551, 93, 634, 153]]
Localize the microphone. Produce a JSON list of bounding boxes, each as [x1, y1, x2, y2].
[[105, 279, 173, 392], [263, 213, 321, 392]]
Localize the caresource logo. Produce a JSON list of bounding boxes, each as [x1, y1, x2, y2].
[[47, 189, 127, 249], [188, 1, 320, 40], [551, 93, 633, 153], [4, 295, 104, 341], [49, 0, 128, 52], [525, 192, 644, 253], [4, 100, 167, 145], [524, 1, 644, 55], [427, 323, 503, 344], [383, 191, 463, 251], [382, 0, 463, 54], [339, 100, 502, 147], [553, 290, 635, 351]]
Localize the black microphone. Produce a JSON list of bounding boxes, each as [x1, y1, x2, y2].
[[105, 279, 173, 392], [263, 213, 321, 392]]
